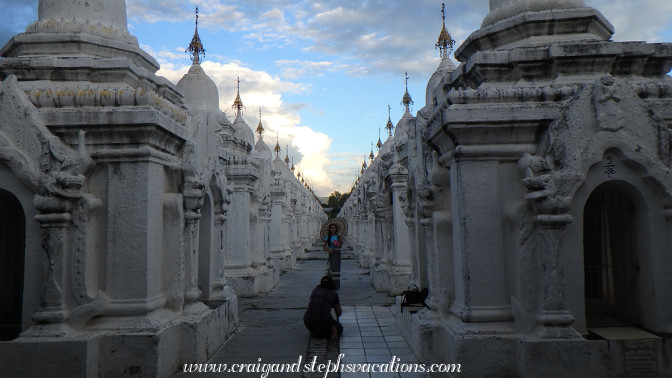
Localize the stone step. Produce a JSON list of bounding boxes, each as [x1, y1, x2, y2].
[[303, 338, 340, 378]]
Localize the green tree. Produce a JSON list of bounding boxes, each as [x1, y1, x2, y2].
[[324, 191, 350, 219]]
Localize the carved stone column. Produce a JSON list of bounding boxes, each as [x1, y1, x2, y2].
[[419, 216, 437, 309], [449, 160, 511, 323], [386, 163, 411, 295], [32, 195, 73, 325], [534, 214, 580, 338], [183, 182, 204, 309], [269, 183, 289, 270], [223, 169, 257, 270]]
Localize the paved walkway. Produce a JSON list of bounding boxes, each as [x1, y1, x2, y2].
[[175, 246, 437, 378]]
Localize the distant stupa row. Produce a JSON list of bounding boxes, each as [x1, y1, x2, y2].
[[0, 0, 324, 376], [342, 0, 672, 377]]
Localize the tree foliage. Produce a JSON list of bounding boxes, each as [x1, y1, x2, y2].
[[324, 191, 350, 219]]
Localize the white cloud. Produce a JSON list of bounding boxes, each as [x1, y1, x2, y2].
[[126, 0, 191, 23], [126, 0, 246, 31], [156, 59, 334, 195], [275, 60, 334, 80], [131, 0, 672, 81], [586, 0, 672, 42], [325, 152, 372, 194], [289, 125, 333, 194]]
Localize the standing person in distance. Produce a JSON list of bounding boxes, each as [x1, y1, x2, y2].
[[323, 223, 342, 289]]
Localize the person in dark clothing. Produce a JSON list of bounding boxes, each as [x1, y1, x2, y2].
[[303, 276, 343, 340]]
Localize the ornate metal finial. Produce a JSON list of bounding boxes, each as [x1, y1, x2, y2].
[[291, 157, 295, 172], [385, 104, 394, 136], [369, 142, 375, 161], [256, 108, 265, 139], [362, 158, 367, 170], [274, 132, 281, 157], [435, 3, 456, 58], [401, 71, 414, 113], [186, 7, 206, 64], [232, 76, 245, 116], [284, 144, 290, 165], [376, 126, 383, 150]]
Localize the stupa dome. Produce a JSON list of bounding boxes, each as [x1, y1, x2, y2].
[[177, 64, 220, 113], [233, 115, 255, 147]]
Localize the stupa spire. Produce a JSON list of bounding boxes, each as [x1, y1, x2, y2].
[[291, 157, 295, 172], [255, 108, 265, 139], [186, 7, 205, 64], [376, 126, 383, 150], [285, 145, 290, 165], [435, 3, 456, 58], [369, 142, 375, 162], [232, 77, 245, 116], [401, 71, 414, 113], [274, 132, 281, 157], [385, 105, 394, 137]]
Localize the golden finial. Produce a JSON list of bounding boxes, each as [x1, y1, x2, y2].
[[362, 158, 367, 169], [186, 7, 205, 64], [435, 3, 455, 58], [256, 108, 265, 139], [291, 157, 295, 172], [369, 142, 375, 161], [232, 76, 245, 116], [385, 105, 394, 136], [274, 132, 281, 157], [401, 71, 414, 113], [284, 145, 290, 165], [376, 126, 383, 150]]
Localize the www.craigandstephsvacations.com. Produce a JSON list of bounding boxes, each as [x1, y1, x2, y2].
[[182, 354, 460, 376]]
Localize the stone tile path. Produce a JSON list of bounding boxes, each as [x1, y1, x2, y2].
[[174, 246, 438, 378], [338, 306, 430, 378]]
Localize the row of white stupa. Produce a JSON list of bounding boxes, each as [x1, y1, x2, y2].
[[0, 1, 326, 376]]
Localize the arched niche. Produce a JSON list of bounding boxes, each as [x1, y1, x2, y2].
[[563, 152, 666, 335], [0, 189, 25, 341], [583, 181, 644, 327], [0, 164, 40, 339]]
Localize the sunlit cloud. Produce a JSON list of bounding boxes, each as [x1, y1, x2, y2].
[[156, 58, 333, 195], [326, 152, 372, 193]]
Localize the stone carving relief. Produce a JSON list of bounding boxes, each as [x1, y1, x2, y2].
[[417, 151, 450, 217], [24, 85, 188, 125], [26, 17, 137, 45], [593, 76, 625, 132], [0, 75, 99, 327], [519, 77, 672, 219], [0, 75, 94, 199]]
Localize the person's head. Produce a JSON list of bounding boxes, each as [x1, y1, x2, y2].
[[320, 276, 336, 291], [329, 224, 338, 236]]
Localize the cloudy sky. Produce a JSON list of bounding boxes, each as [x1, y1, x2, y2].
[[1, 0, 671, 196]]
